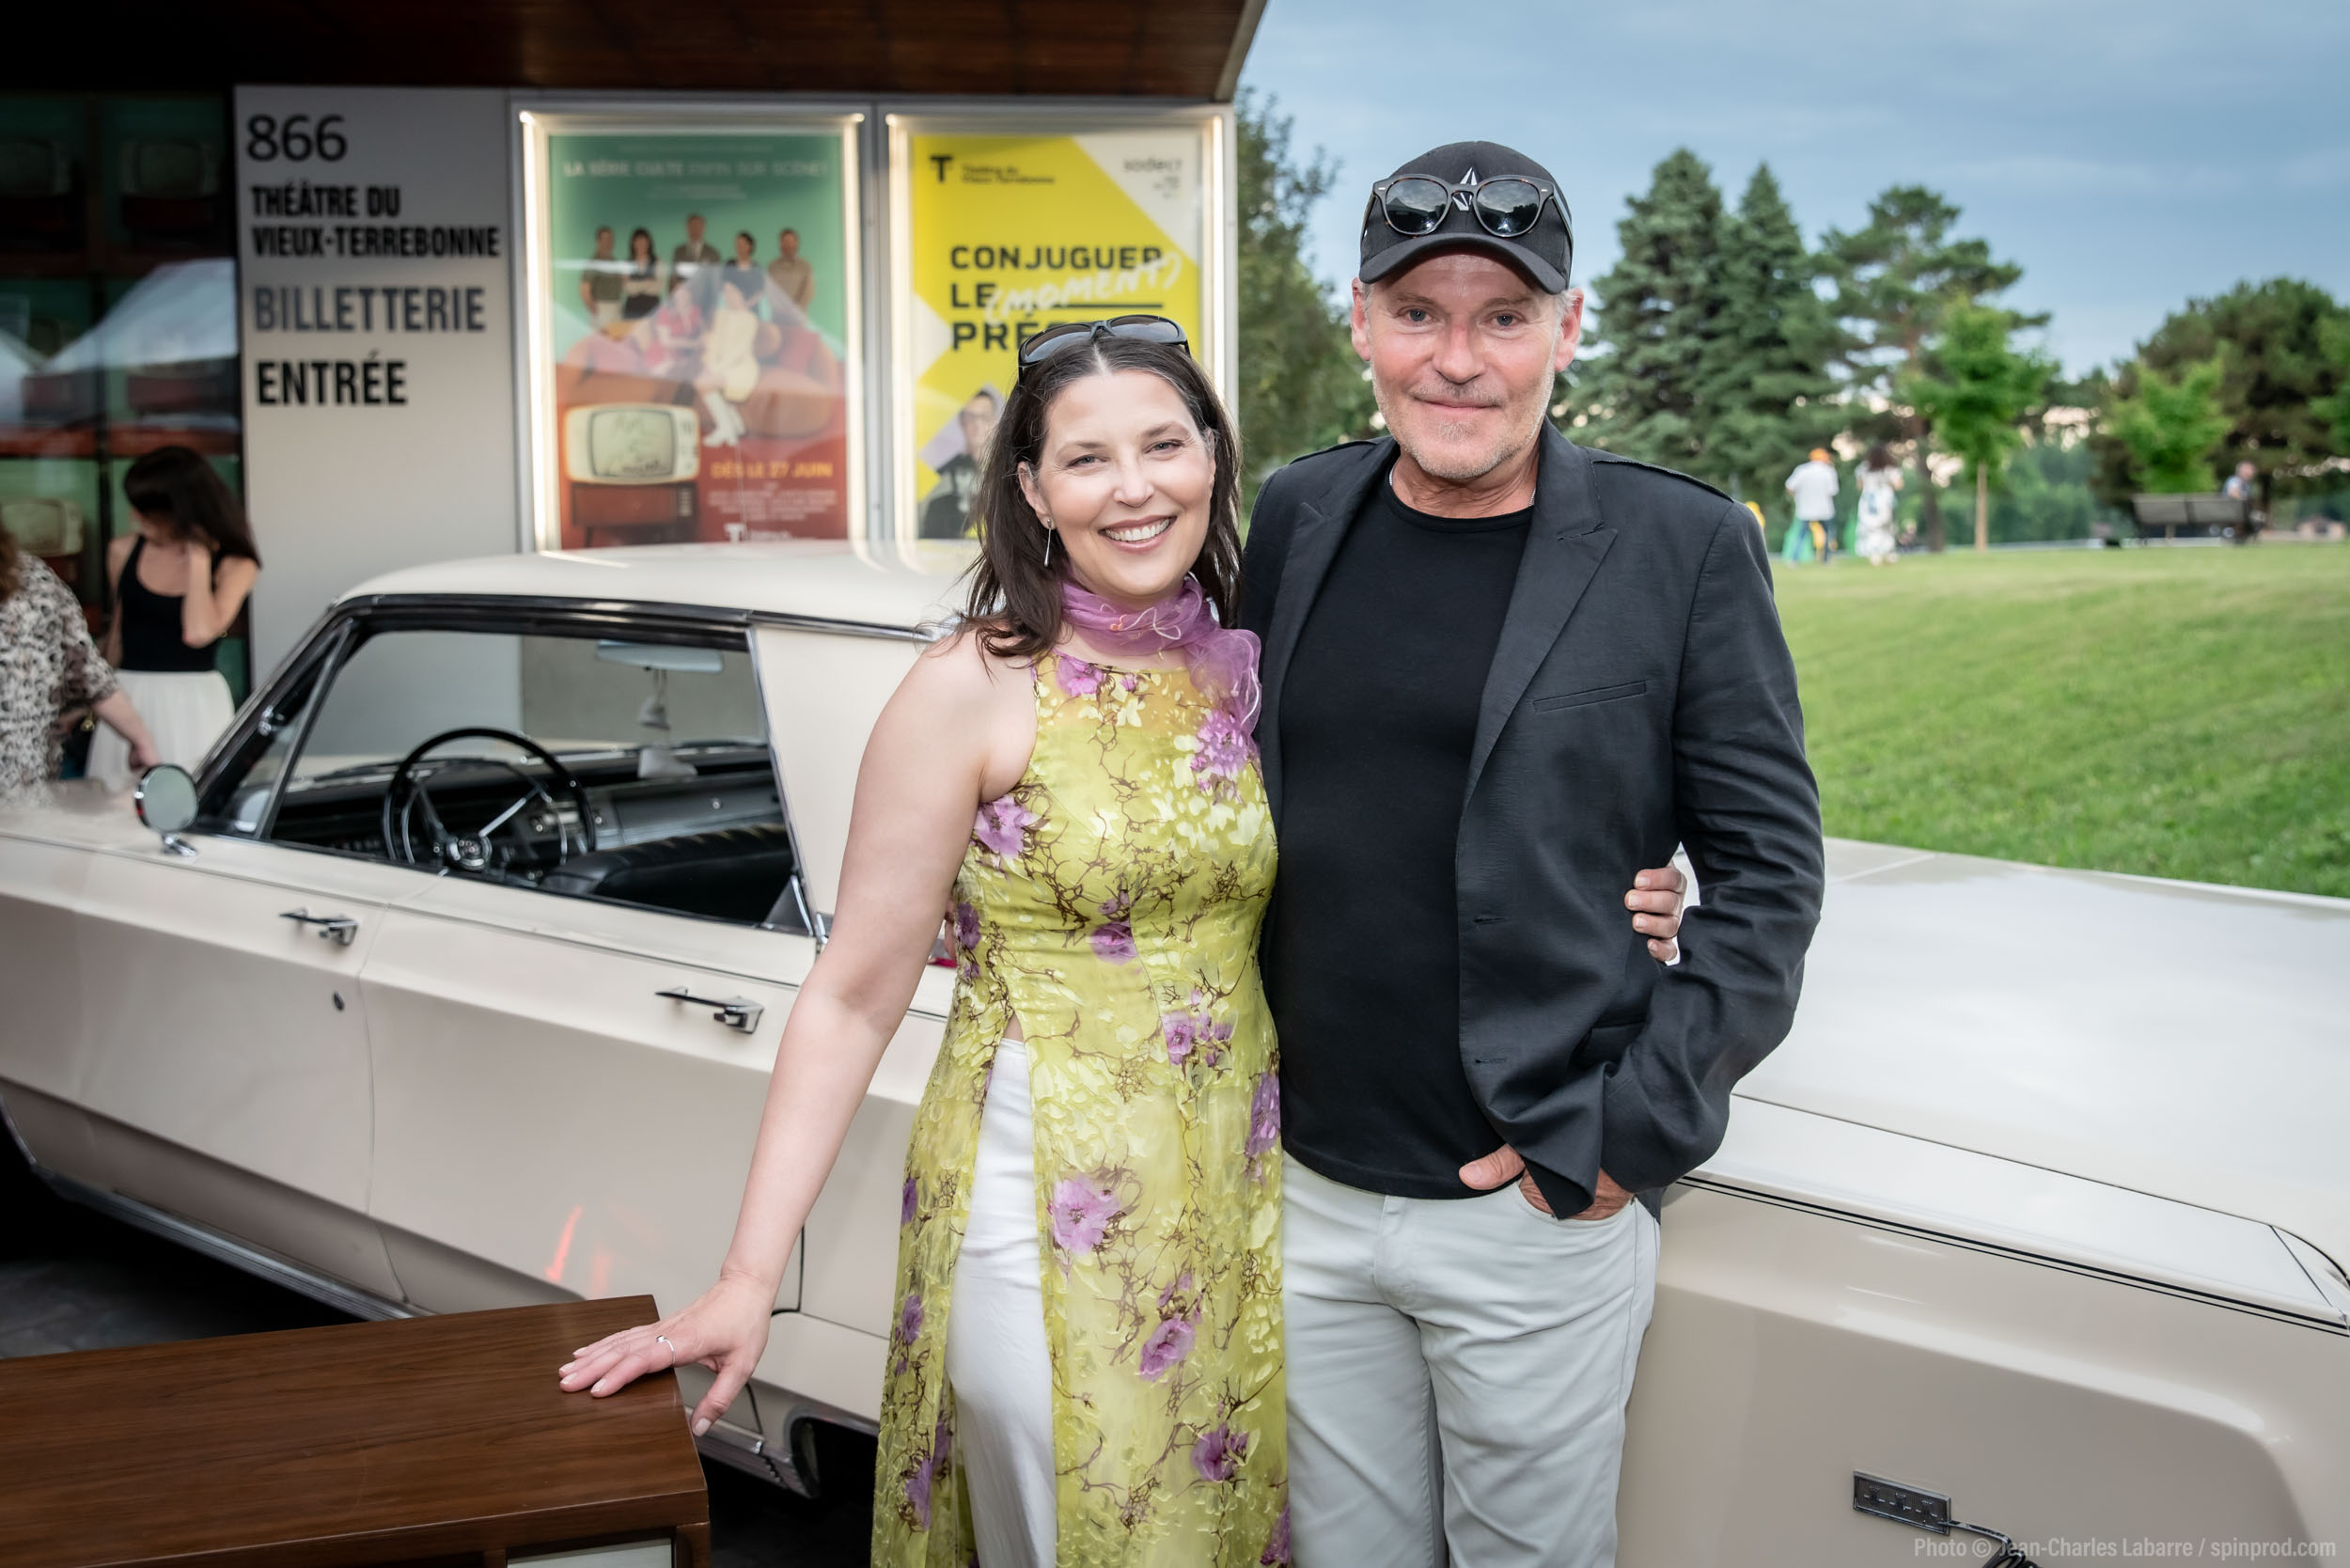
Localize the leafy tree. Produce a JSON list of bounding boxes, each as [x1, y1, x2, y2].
[[1822, 186, 2029, 550], [2104, 356, 2232, 494], [1901, 305, 2054, 550], [1703, 164, 1839, 515], [2311, 314, 2350, 454], [2090, 278, 2348, 508], [1567, 149, 1729, 478], [1234, 90, 1373, 514]]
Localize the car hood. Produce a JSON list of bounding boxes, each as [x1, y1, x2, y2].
[[1740, 839, 2350, 1278]]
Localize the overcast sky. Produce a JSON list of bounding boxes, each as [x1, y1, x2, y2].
[[1238, 0, 2349, 374]]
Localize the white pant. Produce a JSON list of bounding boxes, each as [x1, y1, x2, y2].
[[945, 1039, 1058, 1567], [1283, 1155, 1659, 1568]]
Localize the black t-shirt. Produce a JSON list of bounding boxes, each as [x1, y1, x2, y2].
[[1273, 462, 1530, 1199]]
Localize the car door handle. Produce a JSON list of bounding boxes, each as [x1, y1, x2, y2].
[[655, 986, 763, 1034], [280, 908, 359, 946]]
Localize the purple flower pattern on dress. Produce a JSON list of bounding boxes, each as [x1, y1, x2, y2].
[[1261, 1506, 1292, 1565], [1137, 1313, 1197, 1381], [952, 901, 981, 955], [1192, 705, 1255, 790], [901, 1176, 917, 1226], [1048, 1177, 1121, 1253], [906, 1412, 951, 1528], [1056, 657, 1102, 697], [1090, 920, 1136, 964], [1161, 1010, 1198, 1064], [1246, 1072, 1281, 1159], [896, 1292, 923, 1344], [973, 795, 1035, 861], [1192, 1423, 1250, 1482]]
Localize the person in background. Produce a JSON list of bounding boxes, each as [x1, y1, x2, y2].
[[2223, 459, 2264, 541], [1785, 447, 1840, 563], [767, 227, 815, 312], [87, 447, 258, 790], [579, 225, 624, 329], [620, 227, 663, 321], [672, 212, 719, 278], [1, 525, 157, 798], [1855, 443, 1904, 566]]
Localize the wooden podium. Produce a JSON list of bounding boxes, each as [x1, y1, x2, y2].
[[0, 1297, 711, 1568]]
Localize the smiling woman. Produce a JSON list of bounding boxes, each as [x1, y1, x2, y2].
[[560, 320, 1291, 1568]]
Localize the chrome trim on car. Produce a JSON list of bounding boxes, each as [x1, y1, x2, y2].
[[41, 1169, 419, 1325], [1676, 1174, 2350, 1335]]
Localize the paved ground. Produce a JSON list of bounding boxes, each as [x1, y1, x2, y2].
[[0, 1138, 871, 1566]]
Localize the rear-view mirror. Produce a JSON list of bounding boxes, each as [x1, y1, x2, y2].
[[594, 640, 724, 674]]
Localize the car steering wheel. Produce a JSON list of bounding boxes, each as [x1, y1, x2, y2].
[[381, 728, 598, 876]]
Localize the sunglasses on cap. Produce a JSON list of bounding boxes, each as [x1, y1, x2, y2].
[[1370, 175, 1565, 242], [1016, 314, 1189, 378]]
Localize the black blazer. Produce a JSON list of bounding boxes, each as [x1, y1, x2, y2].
[[1241, 426, 1825, 1214]]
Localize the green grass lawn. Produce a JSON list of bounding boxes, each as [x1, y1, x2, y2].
[[1775, 542, 2350, 899]]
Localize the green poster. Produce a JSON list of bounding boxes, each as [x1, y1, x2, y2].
[[544, 130, 854, 546]]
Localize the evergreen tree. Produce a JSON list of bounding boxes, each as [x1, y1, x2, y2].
[[2104, 356, 2232, 494], [1703, 164, 1838, 513], [1567, 149, 1728, 478], [1823, 186, 2029, 550], [1234, 90, 1374, 514], [1901, 305, 2054, 550]]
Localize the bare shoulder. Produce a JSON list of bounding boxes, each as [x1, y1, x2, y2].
[[897, 626, 1031, 714], [105, 533, 134, 576]]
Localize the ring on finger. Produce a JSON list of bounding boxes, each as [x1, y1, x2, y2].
[[656, 1334, 679, 1368]]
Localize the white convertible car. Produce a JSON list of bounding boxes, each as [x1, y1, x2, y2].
[[2, 544, 2343, 1560]]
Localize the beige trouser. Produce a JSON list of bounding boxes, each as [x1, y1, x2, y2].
[[1283, 1155, 1658, 1568]]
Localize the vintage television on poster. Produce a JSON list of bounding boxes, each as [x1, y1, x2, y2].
[[519, 108, 863, 551], [886, 105, 1235, 542]]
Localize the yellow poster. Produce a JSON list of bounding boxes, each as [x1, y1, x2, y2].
[[903, 127, 1207, 540]]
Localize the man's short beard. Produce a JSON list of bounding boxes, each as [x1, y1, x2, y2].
[[1372, 377, 1539, 483]]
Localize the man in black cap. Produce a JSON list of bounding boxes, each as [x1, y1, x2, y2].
[[1242, 142, 1824, 1565]]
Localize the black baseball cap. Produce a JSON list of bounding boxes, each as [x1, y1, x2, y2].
[[1358, 140, 1573, 294]]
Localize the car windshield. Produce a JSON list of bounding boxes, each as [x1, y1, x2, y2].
[[289, 628, 766, 779]]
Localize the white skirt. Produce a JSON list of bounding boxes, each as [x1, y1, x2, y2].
[[86, 668, 236, 791]]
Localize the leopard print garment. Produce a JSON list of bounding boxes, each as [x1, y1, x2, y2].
[[0, 557, 118, 797]]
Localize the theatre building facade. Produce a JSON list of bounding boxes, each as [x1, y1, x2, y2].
[[2, 3, 1257, 682]]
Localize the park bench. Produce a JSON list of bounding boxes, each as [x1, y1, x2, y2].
[[2130, 494, 2249, 542]]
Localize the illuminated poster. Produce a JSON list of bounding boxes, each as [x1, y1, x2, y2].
[[540, 127, 855, 548], [902, 127, 1208, 540]]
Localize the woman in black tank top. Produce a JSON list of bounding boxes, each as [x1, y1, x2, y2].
[[88, 447, 261, 790]]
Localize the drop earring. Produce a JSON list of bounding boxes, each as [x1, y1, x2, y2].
[[1041, 521, 1056, 568]]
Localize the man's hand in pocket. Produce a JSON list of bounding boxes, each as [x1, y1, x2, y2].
[[1460, 1144, 1633, 1220]]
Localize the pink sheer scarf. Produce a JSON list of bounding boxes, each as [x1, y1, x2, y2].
[[1058, 576, 1261, 730]]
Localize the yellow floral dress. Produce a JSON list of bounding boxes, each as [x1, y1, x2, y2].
[[875, 651, 1287, 1568]]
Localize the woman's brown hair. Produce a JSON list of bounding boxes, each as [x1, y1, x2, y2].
[[122, 445, 261, 564], [960, 334, 1242, 662]]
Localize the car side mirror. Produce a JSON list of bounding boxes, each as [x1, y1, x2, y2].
[[134, 764, 199, 855]]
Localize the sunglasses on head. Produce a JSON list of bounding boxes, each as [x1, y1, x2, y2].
[[1370, 175, 1567, 242], [1015, 315, 1190, 378]]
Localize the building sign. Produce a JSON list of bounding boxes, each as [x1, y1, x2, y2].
[[897, 125, 1215, 541], [522, 118, 861, 550], [236, 86, 517, 677]]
